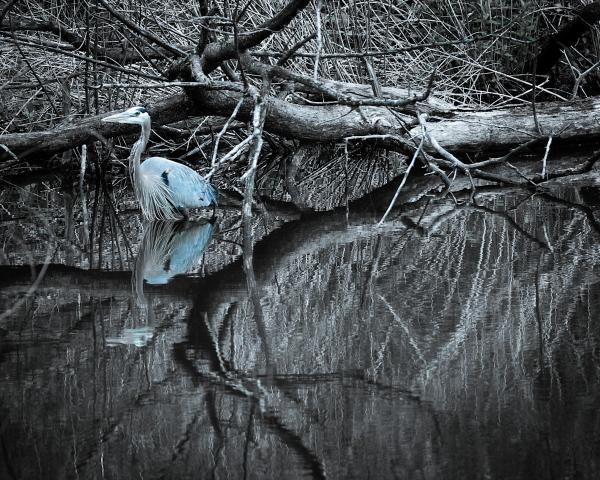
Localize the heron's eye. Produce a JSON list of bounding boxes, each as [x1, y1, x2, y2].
[[134, 111, 140, 116]]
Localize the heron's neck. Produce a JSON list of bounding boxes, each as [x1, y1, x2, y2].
[[130, 119, 151, 176]]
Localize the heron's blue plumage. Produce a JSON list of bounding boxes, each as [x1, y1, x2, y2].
[[141, 157, 218, 210]]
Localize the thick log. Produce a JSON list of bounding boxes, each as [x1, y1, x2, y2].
[[4, 91, 600, 163], [0, 90, 412, 162], [411, 98, 600, 152], [186, 89, 409, 142]]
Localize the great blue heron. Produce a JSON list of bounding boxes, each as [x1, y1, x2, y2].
[[102, 106, 218, 220]]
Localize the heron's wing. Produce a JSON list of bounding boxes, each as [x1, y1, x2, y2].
[[143, 157, 218, 209]]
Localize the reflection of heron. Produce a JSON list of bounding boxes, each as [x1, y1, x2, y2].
[[102, 106, 218, 220], [105, 326, 155, 348], [135, 220, 217, 291], [109, 221, 216, 348]]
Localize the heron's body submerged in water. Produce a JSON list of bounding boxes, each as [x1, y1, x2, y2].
[[102, 106, 218, 220]]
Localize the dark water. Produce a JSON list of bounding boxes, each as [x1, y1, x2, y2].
[[1, 175, 600, 479]]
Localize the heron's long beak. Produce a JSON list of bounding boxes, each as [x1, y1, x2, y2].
[[101, 111, 128, 123]]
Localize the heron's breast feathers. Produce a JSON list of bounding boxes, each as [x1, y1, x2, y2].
[[136, 169, 178, 220]]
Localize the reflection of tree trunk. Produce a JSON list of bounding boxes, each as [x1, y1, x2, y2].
[[0, 175, 426, 296], [4, 175, 596, 331], [0, 265, 135, 294], [241, 215, 273, 374], [0, 182, 549, 305]]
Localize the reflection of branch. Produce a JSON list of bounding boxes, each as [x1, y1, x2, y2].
[[173, 327, 327, 479], [242, 403, 256, 480], [535, 254, 546, 370], [469, 204, 550, 250], [378, 294, 426, 365], [163, 412, 202, 472], [261, 412, 327, 480], [537, 191, 600, 237]]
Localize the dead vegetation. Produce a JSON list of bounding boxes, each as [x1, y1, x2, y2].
[[2, 1, 600, 211]]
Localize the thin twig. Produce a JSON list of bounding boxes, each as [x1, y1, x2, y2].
[[80, 144, 90, 249], [377, 136, 424, 226], [541, 136, 552, 178], [313, 0, 322, 81], [276, 32, 316, 67], [210, 96, 246, 167]]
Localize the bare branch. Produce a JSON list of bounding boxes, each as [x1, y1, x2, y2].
[[246, 59, 433, 108], [276, 32, 316, 67], [377, 136, 425, 225], [200, 0, 312, 73]]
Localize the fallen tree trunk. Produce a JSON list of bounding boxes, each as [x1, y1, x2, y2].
[[3, 93, 600, 163], [409, 98, 600, 152]]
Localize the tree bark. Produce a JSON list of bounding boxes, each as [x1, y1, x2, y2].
[[4, 94, 600, 163], [409, 98, 600, 152]]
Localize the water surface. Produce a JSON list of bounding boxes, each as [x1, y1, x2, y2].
[[1, 176, 600, 479]]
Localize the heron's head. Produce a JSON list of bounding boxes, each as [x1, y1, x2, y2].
[[102, 106, 150, 125]]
